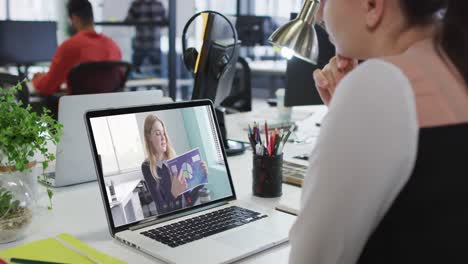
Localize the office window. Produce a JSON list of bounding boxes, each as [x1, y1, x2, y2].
[[195, 0, 236, 15], [9, 0, 58, 20], [0, 0, 6, 19], [254, 0, 302, 18], [91, 115, 145, 176]]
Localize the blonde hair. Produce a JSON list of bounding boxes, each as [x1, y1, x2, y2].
[[143, 114, 176, 181]]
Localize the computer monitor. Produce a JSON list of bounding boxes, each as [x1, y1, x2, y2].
[[284, 13, 335, 107], [0, 21, 58, 66], [192, 39, 240, 106], [235, 15, 274, 47], [192, 12, 239, 105], [191, 13, 244, 155]]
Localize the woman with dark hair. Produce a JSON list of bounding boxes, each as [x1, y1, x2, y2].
[[290, 0, 468, 263]]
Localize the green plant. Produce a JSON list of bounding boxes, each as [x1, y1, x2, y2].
[[0, 83, 62, 209], [0, 187, 32, 234], [0, 188, 20, 219]]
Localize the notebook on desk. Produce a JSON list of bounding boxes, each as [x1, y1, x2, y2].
[[84, 100, 296, 264], [0, 233, 125, 264]]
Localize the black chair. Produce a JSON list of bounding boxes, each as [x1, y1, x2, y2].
[[136, 180, 156, 217], [0, 73, 29, 105], [68, 61, 132, 95], [221, 56, 252, 113]]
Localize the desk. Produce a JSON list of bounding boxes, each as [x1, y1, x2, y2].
[[0, 103, 327, 263], [108, 180, 144, 228], [247, 60, 287, 97], [26, 78, 193, 96], [125, 78, 193, 89], [226, 103, 327, 167]]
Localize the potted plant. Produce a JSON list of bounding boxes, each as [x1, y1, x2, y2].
[[0, 83, 62, 243]]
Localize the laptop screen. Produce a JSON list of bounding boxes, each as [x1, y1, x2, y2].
[[86, 102, 235, 229]]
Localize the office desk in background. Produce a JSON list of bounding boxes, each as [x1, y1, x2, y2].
[[247, 60, 287, 76], [247, 60, 287, 97], [26, 78, 193, 97], [0, 103, 327, 263], [108, 180, 144, 228]]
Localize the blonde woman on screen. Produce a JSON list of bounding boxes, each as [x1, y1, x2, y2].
[[141, 114, 208, 215]]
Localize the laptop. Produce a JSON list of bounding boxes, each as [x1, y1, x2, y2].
[[84, 100, 296, 264], [50, 90, 170, 187]]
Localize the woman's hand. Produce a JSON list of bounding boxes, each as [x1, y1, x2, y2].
[[313, 55, 358, 105], [200, 161, 208, 175], [171, 169, 188, 198]]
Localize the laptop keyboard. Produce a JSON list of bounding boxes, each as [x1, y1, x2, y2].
[[140, 206, 267, 248]]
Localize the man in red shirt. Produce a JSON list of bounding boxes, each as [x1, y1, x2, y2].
[[32, 0, 122, 95]]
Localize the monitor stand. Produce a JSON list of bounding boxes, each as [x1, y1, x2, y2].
[[216, 107, 245, 156]]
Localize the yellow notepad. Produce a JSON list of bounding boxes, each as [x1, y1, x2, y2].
[[0, 233, 126, 264]]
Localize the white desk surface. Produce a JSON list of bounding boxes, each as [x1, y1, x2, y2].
[[0, 102, 327, 264]]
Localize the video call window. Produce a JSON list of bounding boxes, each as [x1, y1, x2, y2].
[[90, 106, 233, 227]]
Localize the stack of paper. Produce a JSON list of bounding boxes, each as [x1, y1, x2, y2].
[[275, 187, 302, 216]]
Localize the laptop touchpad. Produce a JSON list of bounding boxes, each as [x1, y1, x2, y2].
[[215, 227, 279, 250]]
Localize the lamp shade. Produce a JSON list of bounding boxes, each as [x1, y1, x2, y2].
[[268, 0, 321, 64]]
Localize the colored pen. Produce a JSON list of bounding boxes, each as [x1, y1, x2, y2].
[[282, 125, 295, 144], [10, 258, 68, 264], [274, 133, 282, 155], [249, 135, 256, 155], [276, 142, 284, 155]]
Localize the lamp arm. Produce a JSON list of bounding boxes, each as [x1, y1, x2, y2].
[[298, 0, 321, 25]]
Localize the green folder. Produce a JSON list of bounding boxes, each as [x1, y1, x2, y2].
[[0, 233, 126, 264]]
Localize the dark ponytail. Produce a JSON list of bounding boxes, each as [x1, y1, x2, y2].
[[441, 1, 468, 85], [401, 0, 468, 85]]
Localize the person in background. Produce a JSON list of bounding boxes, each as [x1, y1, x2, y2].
[[32, 0, 122, 95], [125, 0, 166, 76], [289, 0, 468, 263], [141, 114, 208, 215]]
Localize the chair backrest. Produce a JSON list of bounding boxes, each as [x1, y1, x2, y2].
[[0, 73, 29, 105], [68, 61, 132, 95], [220, 56, 252, 112]]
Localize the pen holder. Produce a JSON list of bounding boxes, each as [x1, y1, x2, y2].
[[252, 154, 283, 198]]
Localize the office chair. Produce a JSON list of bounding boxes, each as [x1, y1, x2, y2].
[[68, 61, 132, 95], [0, 73, 29, 105], [136, 180, 156, 217], [221, 56, 252, 113]]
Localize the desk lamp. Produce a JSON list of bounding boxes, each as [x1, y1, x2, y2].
[[268, 0, 321, 64]]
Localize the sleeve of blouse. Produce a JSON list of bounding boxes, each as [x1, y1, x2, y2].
[[288, 60, 419, 264]]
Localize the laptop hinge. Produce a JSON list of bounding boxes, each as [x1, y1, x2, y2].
[[129, 201, 229, 231]]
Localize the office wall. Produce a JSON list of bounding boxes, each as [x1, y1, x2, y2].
[[135, 110, 190, 157]]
